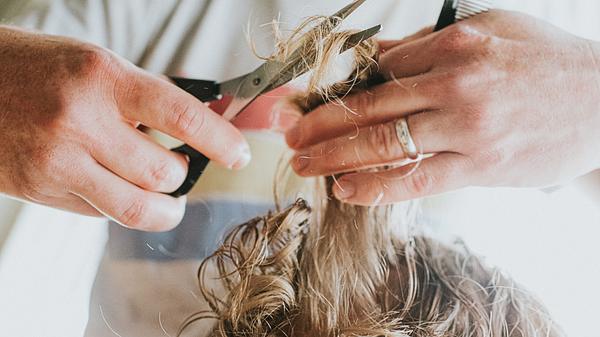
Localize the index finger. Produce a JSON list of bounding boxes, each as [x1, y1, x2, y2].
[[285, 73, 442, 150], [378, 26, 434, 52], [116, 68, 251, 170]]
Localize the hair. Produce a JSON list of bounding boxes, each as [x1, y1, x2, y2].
[[178, 16, 564, 337]]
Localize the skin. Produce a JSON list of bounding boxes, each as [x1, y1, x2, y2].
[[0, 26, 251, 231], [285, 10, 600, 206]]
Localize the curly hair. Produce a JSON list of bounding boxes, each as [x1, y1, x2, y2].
[[178, 16, 563, 337]]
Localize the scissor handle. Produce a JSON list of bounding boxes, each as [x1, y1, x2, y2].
[[170, 77, 221, 101], [170, 144, 210, 197], [168, 77, 221, 197]]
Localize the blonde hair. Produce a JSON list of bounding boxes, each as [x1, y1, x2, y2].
[[179, 16, 563, 337]]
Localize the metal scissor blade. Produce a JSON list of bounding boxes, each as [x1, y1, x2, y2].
[[220, 61, 286, 120], [296, 0, 367, 41], [284, 0, 367, 66], [312, 0, 368, 32], [264, 25, 382, 93], [334, 0, 368, 20], [219, 1, 370, 121], [342, 24, 382, 51], [222, 96, 256, 121], [219, 74, 248, 97]]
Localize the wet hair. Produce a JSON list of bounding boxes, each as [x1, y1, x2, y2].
[[178, 16, 563, 337]]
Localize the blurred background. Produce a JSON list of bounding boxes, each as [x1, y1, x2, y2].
[[0, 0, 599, 336]]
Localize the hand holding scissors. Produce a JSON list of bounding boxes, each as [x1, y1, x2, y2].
[[168, 0, 381, 197], [0, 1, 380, 231]]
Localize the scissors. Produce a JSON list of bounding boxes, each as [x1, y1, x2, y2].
[[167, 0, 381, 197]]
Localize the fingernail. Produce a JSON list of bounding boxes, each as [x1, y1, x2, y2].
[[159, 196, 186, 232], [286, 125, 302, 148], [271, 102, 302, 133], [293, 154, 310, 172], [231, 145, 252, 170], [335, 179, 356, 200], [172, 161, 188, 186]]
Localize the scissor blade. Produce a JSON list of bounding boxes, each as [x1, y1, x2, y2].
[[342, 24, 382, 51], [297, 0, 367, 41], [220, 1, 370, 121], [334, 0, 367, 20], [222, 96, 256, 121], [264, 25, 382, 93], [284, 0, 367, 66], [310, 0, 367, 33], [220, 61, 286, 120]]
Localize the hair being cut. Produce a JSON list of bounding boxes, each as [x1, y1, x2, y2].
[[179, 16, 563, 337]]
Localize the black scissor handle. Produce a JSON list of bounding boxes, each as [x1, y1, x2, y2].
[[168, 77, 221, 197], [170, 77, 221, 102], [170, 144, 210, 197]]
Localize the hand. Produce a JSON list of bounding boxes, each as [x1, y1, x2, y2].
[[0, 26, 250, 231], [285, 10, 600, 206]]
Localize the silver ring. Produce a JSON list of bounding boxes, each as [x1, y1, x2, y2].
[[395, 118, 419, 160]]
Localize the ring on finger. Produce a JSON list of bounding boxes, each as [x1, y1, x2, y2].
[[395, 117, 419, 160]]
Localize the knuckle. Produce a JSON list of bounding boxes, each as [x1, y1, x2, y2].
[[142, 160, 173, 189], [112, 70, 136, 109], [69, 46, 116, 79], [350, 91, 377, 117], [470, 42, 491, 64], [367, 124, 403, 161], [437, 24, 483, 52], [170, 102, 205, 138], [443, 71, 473, 98], [317, 143, 345, 173], [118, 198, 148, 228], [404, 170, 435, 196], [464, 104, 494, 140]]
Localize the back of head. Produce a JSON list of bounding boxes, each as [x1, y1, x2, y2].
[[179, 17, 564, 337]]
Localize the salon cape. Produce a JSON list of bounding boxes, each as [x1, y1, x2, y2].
[[0, 1, 599, 336]]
